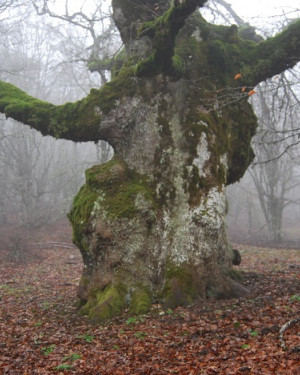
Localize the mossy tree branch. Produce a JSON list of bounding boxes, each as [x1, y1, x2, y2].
[[0, 3, 299, 149], [112, 0, 208, 75], [138, 0, 208, 73], [240, 19, 300, 86], [0, 74, 137, 146]]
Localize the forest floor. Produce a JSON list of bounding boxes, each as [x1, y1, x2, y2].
[[0, 223, 299, 374]]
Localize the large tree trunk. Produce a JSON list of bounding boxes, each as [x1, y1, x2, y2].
[[1, 0, 300, 321], [69, 74, 254, 320]]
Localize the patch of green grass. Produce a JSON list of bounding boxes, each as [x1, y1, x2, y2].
[[134, 331, 148, 339], [180, 331, 190, 336], [0, 284, 20, 296], [53, 364, 72, 371], [166, 308, 173, 315], [42, 344, 56, 355], [290, 294, 300, 302], [126, 317, 137, 325], [250, 329, 258, 337], [62, 353, 81, 362], [241, 344, 250, 349], [41, 301, 51, 310], [77, 334, 94, 343]]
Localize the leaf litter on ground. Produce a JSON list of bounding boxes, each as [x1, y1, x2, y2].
[[0, 223, 299, 374]]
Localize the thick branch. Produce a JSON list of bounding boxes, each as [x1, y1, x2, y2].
[[113, 0, 207, 75], [242, 19, 300, 86], [141, 0, 208, 73], [0, 75, 137, 145]]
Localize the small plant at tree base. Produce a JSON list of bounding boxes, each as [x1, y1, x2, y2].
[[77, 334, 94, 343], [42, 344, 56, 355], [290, 295, 300, 302], [42, 301, 51, 310], [241, 344, 250, 349], [126, 317, 137, 325], [62, 353, 81, 362], [53, 364, 72, 371], [134, 331, 147, 339]]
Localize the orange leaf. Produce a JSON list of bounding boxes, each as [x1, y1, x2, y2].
[[234, 73, 242, 80], [248, 90, 256, 96], [241, 86, 247, 92]]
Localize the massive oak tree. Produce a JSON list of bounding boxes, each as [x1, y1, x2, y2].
[[0, 0, 299, 320]]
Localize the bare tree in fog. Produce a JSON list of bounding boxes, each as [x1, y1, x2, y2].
[[226, 68, 300, 243], [248, 71, 300, 242], [0, 3, 113, 227]]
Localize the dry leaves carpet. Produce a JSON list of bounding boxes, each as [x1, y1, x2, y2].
[[0, 224, 299, 374]]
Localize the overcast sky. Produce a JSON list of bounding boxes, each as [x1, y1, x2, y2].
[[225, 0, 299, 22], [201, 0, 300, 35]]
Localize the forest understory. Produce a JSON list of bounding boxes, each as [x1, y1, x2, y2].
[[0, 222, 299, 374]]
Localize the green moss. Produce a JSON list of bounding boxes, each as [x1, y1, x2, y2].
[[228, 269, 243, 281], [207, 40, 242, 85], [0, 81, 54, 133], [136, 4, 206, 77], [129, 286, 152, 315], [79, 284, 127, 321], [68, 185, 98, 251], [68, 158, 157, 253], [0, 70, 137, 141], [163, 264, 199, 309], [134, 53, 159, 77], [171, 54, 183, 75], [86, 159, 156, 220], [88, 72, 137, 115], [224, 100, 257, 184]]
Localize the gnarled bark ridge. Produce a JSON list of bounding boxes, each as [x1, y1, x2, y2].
[[1, 0, 299, 320]]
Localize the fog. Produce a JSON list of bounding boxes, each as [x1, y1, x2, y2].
[[0, 0, 299, 245]]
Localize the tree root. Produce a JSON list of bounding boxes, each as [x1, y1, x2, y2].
[[279, 317, 300, 352]]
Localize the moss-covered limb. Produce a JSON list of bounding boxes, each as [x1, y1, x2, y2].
[[0, 72, 137, 143], [240, 19, 300, 86], [136, 0, 208, 75], [112, 0, 171, 44], [88, 49, 128, 78]]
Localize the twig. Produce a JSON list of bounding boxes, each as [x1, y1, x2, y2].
[[279, 317, 300, 352]]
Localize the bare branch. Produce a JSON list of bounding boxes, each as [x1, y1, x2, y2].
[[279, 317, 300, 351]]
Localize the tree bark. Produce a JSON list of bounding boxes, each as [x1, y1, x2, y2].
[[0, 0, 299, 320]]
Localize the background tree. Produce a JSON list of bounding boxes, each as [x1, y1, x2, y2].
[[204, 0, 300, 244], [0, 0, 299, 321], [226, 67, 300, 244], [0, 4, 112, 227]]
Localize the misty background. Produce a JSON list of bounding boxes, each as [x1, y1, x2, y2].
[[0, 0, 299, 246]]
